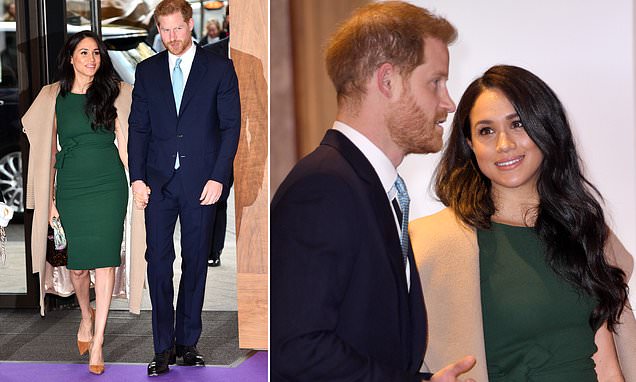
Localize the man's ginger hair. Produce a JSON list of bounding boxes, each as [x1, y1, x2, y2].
[[325, 1, 456, 108], [154, 0, 193, 25]]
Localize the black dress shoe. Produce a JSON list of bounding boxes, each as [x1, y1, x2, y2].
[[147, 349, 176, 376], [176, 345, 205, 366], [208, 250, 222, 267]]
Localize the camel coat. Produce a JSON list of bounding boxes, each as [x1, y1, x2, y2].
[[22, 82, 147, 315], [410, 207, 636, 381]]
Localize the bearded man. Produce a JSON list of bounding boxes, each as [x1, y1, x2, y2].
[[271, 2, 476, 381], [127, 0, 240, 376]]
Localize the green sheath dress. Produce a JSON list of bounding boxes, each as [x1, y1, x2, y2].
[[478, 222, 599, 382], [54, 92, 128, 270]]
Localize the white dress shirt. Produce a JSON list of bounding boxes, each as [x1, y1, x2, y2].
[[168, 40, 197, 108], [333, 121, 411, 290]]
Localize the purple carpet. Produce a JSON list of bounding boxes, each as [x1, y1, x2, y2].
[[0, 351, 267, 382]]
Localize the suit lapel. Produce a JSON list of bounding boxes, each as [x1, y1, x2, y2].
[[178, 47, 207, 115], [157, 51, 178, 117], [322, 129, 427, 372], [321, 130, 408, 289]]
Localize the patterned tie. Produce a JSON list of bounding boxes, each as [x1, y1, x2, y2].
[[172, 57, 183, 169], [394, 175, 410, 266]]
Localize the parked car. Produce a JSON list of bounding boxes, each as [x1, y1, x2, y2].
[[0, 21, 155, 216]]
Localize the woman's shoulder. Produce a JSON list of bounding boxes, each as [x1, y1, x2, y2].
[[604, 230, 634, 280], [118, 81, 133, 93], [35, 82, 61, 101], [410, 207, 476, 255], [116, 81, 133, 104], [410, 208, 463, 233]]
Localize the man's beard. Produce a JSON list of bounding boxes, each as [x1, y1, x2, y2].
[[386, 92, 445, 155], [166, 39, 188, 55]]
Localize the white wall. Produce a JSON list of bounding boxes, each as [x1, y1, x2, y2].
[[400, 0, 636, 307]]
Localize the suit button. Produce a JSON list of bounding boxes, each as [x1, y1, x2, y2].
[[177, 134, 183, 138], [180, 155, 186, 158]]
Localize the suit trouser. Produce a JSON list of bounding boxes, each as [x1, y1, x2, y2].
[[145, 170, 216, 353]]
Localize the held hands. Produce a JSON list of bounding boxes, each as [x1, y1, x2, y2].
[[200, 180, 223, 205], [430, 356, 477, 382], [132, 180, 151, 210]]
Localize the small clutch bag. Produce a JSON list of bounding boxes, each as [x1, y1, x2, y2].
[[0, 201, 14, 266], [50, 216, 67, 250], [46, 216, 67, 267]]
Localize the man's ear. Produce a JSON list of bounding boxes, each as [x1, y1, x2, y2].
[[376, 63, 395, 99]]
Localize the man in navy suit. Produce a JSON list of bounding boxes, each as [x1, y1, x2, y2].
[[127, 0, 240, 376], [271, 2, 475, 381]]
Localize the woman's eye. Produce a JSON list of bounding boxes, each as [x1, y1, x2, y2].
[[478, 127, 493, 135], [512, 120, 524, 128]]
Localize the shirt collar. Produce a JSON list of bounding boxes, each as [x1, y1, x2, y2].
[[332, 121, 398, 198], [168, 39, 196, 68]]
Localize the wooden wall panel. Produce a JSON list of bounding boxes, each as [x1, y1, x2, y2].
[[232, 0, 268, 350], [271, 0, 297, 195], [289, 0, 370, 158]]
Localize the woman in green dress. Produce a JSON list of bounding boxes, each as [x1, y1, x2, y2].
[[410, 65, 635, 381], [44, 31, 128, 375]]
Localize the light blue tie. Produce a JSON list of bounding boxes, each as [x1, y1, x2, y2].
[[394, 175, 410, 266], [173, 57, 184, 113], [173, 57, 183, 169]]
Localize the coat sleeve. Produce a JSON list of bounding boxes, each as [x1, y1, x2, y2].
[[605, 231, 636, 381], [209, 58, 240, 186], [127, 64, 150, 184]]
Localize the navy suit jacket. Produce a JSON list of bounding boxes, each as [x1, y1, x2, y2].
[[128, 46, 240, 200], [271, 130, 428, 381]]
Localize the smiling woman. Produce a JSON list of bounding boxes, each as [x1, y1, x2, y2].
[[22, 29, 135, 375], [467, 88, 543, 201], [410, 65, 636, 381]]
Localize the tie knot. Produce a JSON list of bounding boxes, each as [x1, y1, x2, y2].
[[175, 57, 182, 69], [394, 175, 408, 198]]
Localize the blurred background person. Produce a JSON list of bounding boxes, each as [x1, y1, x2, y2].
[[201, 18, 221, 46], [3, 0, 15, 21]]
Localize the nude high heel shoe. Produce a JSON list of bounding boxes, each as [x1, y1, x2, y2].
[[77, 307, 95, 355], [88, 340, 105, 375]]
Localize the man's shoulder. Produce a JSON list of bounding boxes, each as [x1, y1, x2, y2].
[[136, 51, 166, 72], [201, 37, 229, 59], [273, 145, 358, 206], [196, 45, 232, 67]]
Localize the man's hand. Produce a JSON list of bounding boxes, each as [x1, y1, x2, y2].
[[200, 180, 223, 205], [132, 180, 151, 210], [430, 356, 477, 382]]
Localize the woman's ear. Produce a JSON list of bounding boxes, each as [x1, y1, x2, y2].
[[466, 137, 474, 151]]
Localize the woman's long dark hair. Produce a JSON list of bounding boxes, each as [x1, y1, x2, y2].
[[57, 30, 120, 132], [436, 65, 628, 331]]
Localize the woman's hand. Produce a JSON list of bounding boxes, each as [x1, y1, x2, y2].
[[49, 200, 60, 227]]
